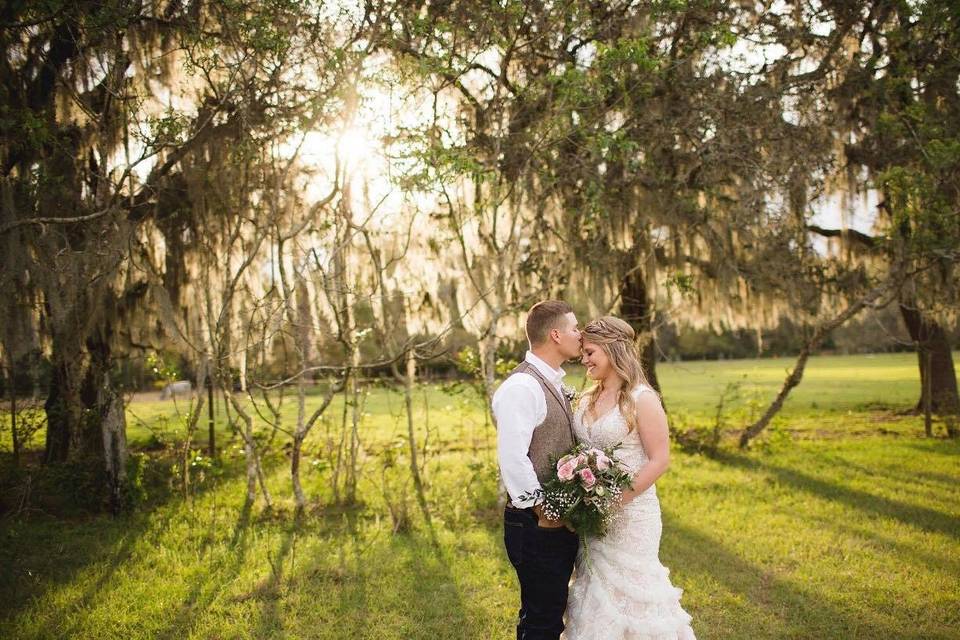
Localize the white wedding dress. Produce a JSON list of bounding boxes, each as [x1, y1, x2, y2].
[[563, 384, 696, 640]]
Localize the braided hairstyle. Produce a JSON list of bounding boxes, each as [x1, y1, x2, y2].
[[580, 316, 653, 433]]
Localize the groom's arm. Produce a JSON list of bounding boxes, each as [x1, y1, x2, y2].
[[493, 376, 545, 509]]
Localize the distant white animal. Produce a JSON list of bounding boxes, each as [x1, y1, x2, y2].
[[160, 380, 193, 400]]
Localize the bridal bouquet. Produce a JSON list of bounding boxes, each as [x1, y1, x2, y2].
[[538, 443, 633, 538]]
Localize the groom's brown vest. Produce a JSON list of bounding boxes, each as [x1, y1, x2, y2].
[[506, 361, 577, 484]]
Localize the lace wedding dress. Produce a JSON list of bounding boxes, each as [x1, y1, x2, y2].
[[563, 385, 696, 640]]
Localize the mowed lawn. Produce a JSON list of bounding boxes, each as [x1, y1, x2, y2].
[[1, 352, 959, 639]]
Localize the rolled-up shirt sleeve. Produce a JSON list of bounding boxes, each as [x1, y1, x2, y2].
[[493, 376, 545, 508]]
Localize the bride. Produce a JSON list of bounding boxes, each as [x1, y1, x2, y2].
[[563, 316, 696, 640]]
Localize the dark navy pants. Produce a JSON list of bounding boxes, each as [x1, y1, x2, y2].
[[503, 506, 579, 640]]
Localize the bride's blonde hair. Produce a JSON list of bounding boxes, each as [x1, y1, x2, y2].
[[580, 316, 653, 433]]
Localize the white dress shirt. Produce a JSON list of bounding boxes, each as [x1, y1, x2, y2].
[[493, 351, 567, 508]]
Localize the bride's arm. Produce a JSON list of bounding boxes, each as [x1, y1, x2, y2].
[[620, 393, 670, 505]]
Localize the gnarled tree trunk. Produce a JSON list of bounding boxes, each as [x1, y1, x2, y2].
[[620, 267, 661, 394], [900, 301, 960, 421], [43, 328, 129, 512], [43, 339, 90, 464]]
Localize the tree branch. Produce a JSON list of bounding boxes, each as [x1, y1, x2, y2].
[[0, 207, 115, 235], [806, 224, 877, 249]]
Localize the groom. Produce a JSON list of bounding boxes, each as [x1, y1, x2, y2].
[[493, 299, 582, 640]]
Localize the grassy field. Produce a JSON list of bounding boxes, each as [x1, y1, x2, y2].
[[1, 352, 959, 639], [110, 351, 948, 452]]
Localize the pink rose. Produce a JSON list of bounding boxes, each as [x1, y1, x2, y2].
[[579, 468, 596, 489], [595, 453, 611, 472], [576, 453, 588, 468], [556, 454, 575, 472], [557, 460, 578, 482]]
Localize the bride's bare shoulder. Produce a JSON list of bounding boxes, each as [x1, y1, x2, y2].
[[631, 383, 655, 398], [631, 384, 664, 412]]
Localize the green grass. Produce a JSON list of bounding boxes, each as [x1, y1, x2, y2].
[[112, 351, 954, 452], [2, 352, 959, 639], [657, 352, 927, 414]]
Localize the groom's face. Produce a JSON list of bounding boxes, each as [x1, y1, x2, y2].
[[553, 312, 582, 361]]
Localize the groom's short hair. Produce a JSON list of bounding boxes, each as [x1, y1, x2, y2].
[[526, 300, 574, 346]]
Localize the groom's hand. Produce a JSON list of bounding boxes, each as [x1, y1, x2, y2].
[[533, 504, 564, 528]]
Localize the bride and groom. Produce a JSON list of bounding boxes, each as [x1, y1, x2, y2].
[[493, 300, 696, 640]]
